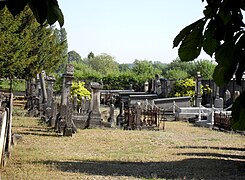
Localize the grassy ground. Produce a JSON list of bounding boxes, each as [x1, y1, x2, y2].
[[0, 115, 244, 180]]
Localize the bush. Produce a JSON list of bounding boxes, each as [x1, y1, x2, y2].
[[171, 78, 195, 100], [71, 81, 91, 101]]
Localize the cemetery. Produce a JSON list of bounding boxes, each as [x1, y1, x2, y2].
[[0, 63, 244, 179], [0, 1, 244, 179]]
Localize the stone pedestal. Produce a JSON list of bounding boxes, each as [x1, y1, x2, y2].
[[88, 82, 103, 128]]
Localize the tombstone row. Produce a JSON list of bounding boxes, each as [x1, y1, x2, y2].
[[26, 64, 105, 136]]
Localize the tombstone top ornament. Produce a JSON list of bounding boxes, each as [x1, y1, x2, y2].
[[65, 64, 74, 75], [90, 82, 103, 89]]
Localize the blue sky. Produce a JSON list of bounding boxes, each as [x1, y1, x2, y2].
[[58, 0, 212, 64]]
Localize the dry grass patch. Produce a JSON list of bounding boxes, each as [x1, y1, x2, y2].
[[0, 116, 244, 179]]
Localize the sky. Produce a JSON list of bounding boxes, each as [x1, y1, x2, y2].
[[58, 0, 212, 64]]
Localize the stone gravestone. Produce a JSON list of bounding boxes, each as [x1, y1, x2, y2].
[[39, 71, 48, 118], [144, 81, 149, 93], [224, 89, 232, 108], [46, 76, 56, 126], [108, 103, 115, 127], [116, 100, 125, 127], [214, 85, 223, 109], [87, 82, 103, 128], [60, 64, 74, 136], [195, 72, 202, 107]]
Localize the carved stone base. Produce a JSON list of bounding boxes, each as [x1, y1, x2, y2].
[[63, 127, 73, 136], [88, 112, 101, 128]]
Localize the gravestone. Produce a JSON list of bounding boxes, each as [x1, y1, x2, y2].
[[46, 76, 56, 126], [233, 91, 240, 102], [214, 85, 224, 109], [195, 72, 202, 107], [61, 64, 74, 106], [60, 64, 74, 136], [108, 103, 115, 126], [144, 81, 149, 93], [224, 89, 232, 108], [87, 82, 103, 128], [160, 78, 170, 98], [117, 100, 125, 126]]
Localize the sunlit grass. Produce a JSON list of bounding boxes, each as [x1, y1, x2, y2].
[[1, 114, 244, 179]]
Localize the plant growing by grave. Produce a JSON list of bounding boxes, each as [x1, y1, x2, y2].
[[71, 81, 91, 102], [171, 78, 196, 101], [173, 0, 245, 130]]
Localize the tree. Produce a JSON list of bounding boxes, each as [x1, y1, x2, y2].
[[132, 60, 154, 76], [84, 53, 119, 75], [194, 59, 216, 80], [0, 6, 67, 79], [165, 69, 189, 80], [87, 51, 95, 59], [68, 50, 82, 63], [0, 0, 64, 26], [173, 0, 245, 130]]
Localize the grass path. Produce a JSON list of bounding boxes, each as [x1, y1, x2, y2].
[[0, 116, 244, 179]]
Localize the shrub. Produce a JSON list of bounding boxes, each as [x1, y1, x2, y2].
[[71, 81, 91, 101]]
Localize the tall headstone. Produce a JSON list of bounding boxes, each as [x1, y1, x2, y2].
[[195, 72, 202, 107], [160, 78, 170, 98], [116, 100, 124, 126], [61, 64, 74, 136], [46, 76, 56, 126], [39, 71, 48, 117], [88, 82, 103, 128], [214, 85, 223, 109], [61, 64, 74, 106]]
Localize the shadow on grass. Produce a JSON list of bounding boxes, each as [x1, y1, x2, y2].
[[17, 131, 62, 137], [36, 158, 245, 179], [177, 152, 245, 160], [174, 146, 245, 152]]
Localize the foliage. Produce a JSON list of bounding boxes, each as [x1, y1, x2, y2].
[[71, 61, 102, 83], [0, 6, 67, 80], [0, 0, 64, 26], [165, 69, 189, 80], [193, 59, 216, 80], [68, 50, 82, 63], [173, 0, 245, 130], [0, 79, 25, 92], [171, 78, 196, 100], [84, 53, 119, 75], [71, 81, 91, 101], [131, 60, 154, 76]]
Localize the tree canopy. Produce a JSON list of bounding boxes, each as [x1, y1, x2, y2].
[[174, 0, 245, 130], [0, 0, 64, 26], [0, 6, 67, 79]]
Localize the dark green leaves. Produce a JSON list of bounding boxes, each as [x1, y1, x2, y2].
[[231, 92, 245, 130], [213, 41, 236, 86], [0, 0, 64, 26], [29, 0, 64, 26], [203, 20, 220, 56], [177, 19, 206, 61]]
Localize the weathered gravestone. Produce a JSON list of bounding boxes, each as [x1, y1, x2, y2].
[[59, 64, 75, 136], [87, 82, 103, 128], [195, 72, 202, 107]]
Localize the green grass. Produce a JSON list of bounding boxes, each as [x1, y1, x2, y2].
[[1, 114, 244, 179]]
